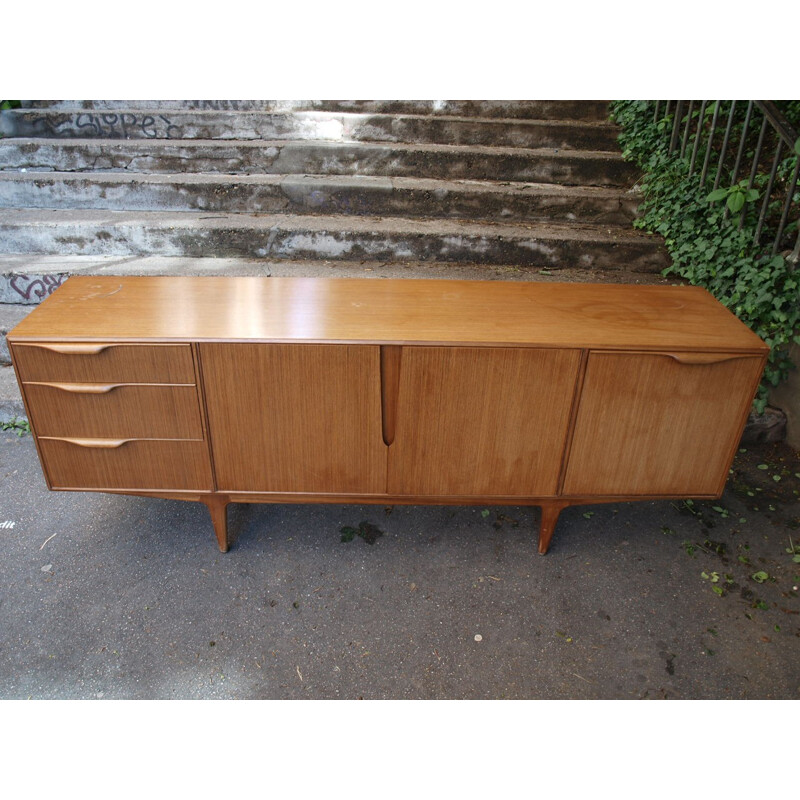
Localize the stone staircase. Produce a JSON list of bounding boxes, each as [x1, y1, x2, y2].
[[0, 100, 667, 274], [0, 99, 673, 420]]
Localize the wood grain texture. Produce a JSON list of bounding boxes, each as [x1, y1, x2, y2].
[[191, 342, 216, 490], [39, 437, 213, 491], [538, 501, 570, 555], [200, 343, 387, 493], [6, 276, 771, 555], [388, 347, 581, 496], [380, 345, 402, 446], [160, 491, 722, 506], [12, 342, 195, 383], [562, 351, 766, 496], [23, 382, 203, 439], [8, 276, 768, 353], [202, 494, 230, 552]]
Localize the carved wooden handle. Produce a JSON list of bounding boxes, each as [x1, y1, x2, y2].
[[43, 437, 131, 449], [33, 381, 121, 394], [28, 343, 110, 355], [663, 352, 758, 365]]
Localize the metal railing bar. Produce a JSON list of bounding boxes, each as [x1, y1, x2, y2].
[[714, 100, 737, 191], [740, 113, 769, 230], [754, 138, 784, 246], [772, 157, 800, 256], [681, 100, 695, 159], [670, 100, 684, 154], [731, 101, 754, 185], [755, 101, 799, 150], [700, 101, 721, 185], [723, 101, 753, 222], [689, 100, 708, 177], [653, 101, 661, 123]]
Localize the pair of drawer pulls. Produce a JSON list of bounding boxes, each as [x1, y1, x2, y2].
[[31, 381, 193, 450]]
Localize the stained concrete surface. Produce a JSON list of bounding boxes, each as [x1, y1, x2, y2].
[[1, 432, 798, 700]]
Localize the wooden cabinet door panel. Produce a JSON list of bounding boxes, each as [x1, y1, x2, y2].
[[388, 347, 581, 497], [562, 351, 764, 496], [200, 344, 387, 494]]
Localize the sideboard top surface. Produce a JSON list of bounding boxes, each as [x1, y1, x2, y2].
[[9, 276, 768, 353]]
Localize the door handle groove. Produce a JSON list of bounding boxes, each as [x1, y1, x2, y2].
[[28, 381, 122, 394], [663, 352, 757, 365], [26, 343, 111, 355], [380, 345, 402, 447], [40, 437, 132, 449]]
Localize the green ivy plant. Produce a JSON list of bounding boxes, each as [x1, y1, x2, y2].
[[1, 417, 31, 436], [707, 179, 760, 214], [610, 101, 800, 413]]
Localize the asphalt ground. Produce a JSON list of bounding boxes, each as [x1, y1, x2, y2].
[[1, 430, 798, 701]]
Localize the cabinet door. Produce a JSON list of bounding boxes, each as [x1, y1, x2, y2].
[[388, 347, 581, 497], [200, 344, 387, 494], [562, 351, 764, 497]]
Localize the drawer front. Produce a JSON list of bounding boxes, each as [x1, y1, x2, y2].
[[12, 343, 195, 384], [24, 382, 203, 440], [39, 437, 213, 491]]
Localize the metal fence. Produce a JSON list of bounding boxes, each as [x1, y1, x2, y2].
[[653, 100, 800, 266]]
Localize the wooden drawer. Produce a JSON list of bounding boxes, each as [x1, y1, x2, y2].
[[38, 437, 213, 491], [24, 382, 203, 440], [12, 342, 195, 384]]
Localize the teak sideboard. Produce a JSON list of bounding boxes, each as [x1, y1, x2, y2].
[[8, 276, 768, 554]]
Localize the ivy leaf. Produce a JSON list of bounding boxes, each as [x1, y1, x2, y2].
[[707, 188, 728, 202], [727, 191, 746, 213]]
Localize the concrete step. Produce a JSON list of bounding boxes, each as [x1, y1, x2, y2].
[[0, 253, 678, 306], [0, 303, 32, 362], [0, 209, 669, 272], [0, 363, 26, 423], [1, 109, 621, 151], [0, 139, 638, 188], [0, 172, 640, 225], [21, 100, 612, 121], [0, 254, 677, 283]]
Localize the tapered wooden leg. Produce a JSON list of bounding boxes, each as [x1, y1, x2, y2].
[[203, 494, 230, 552], [538, 501, 568, 555]]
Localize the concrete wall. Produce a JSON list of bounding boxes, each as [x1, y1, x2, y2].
[[770, 340, 800, 449]]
